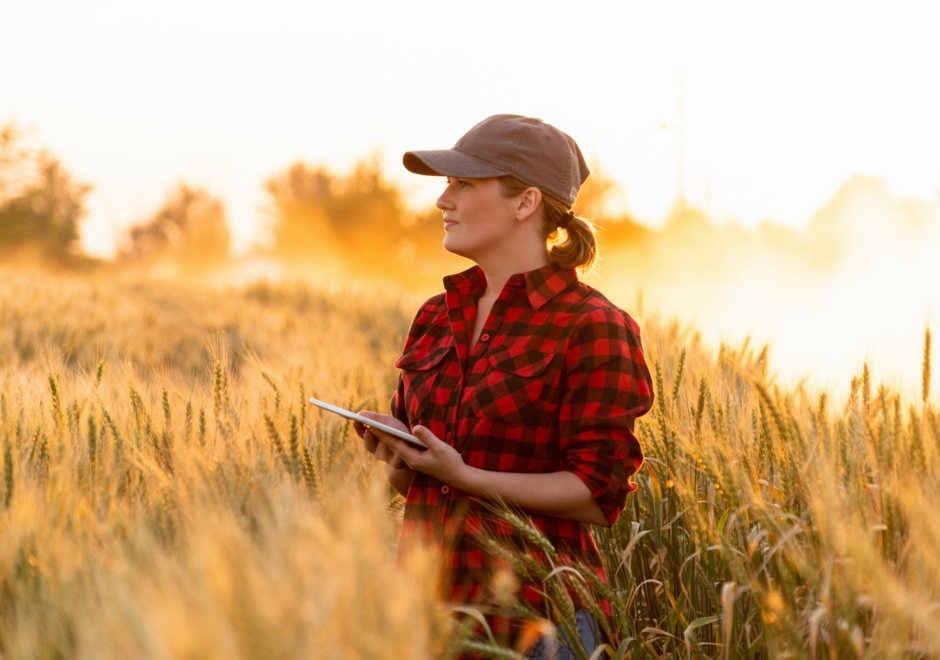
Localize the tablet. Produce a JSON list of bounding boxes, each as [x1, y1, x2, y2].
[[308, 397, 427, 448]]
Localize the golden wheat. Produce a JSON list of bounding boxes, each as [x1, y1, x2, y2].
[[1, 268, 938, 658]]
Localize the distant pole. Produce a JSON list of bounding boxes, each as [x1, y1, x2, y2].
[[676, 69, 686, 207], [659, 68, 687, 212]]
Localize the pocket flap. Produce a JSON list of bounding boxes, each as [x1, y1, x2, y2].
[[395, 338, 453, 371], [490, 349, 556, 378]]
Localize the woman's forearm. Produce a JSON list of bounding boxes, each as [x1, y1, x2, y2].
[[369, 425, 609, 526], [455, 467, 609, 527]]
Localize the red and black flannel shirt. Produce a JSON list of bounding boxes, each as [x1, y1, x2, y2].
[[390, 262, 654, 651]]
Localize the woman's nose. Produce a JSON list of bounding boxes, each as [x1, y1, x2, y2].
[[436, 187, 454, 211]]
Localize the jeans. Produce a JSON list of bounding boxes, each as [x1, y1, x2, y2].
[[526, 609, 598, 660]]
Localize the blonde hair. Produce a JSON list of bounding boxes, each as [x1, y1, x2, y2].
[[497, 176, 597, 272]]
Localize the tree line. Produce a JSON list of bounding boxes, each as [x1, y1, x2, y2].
[[0, 116, 642, 281]]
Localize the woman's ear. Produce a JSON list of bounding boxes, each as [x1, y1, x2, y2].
[[515, 187, 542, 223]]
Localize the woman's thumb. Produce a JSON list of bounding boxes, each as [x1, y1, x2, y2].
[[413, 425, 434, 442]]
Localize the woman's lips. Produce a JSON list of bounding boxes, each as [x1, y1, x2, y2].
[[443, 218, 458, 229]]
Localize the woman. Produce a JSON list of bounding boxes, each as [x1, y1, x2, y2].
[[355, 115, 654, 658]]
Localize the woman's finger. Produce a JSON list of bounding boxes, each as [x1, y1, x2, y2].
[[362, 429, 379, 454], [357, 411, 411, 434], [375, 441, 406, 469], [374, 441, 391, 463], [375, 433, 426, 471], [386, 452, 405, 470]]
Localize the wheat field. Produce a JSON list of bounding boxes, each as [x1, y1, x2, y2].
[[0, 267, 937, 659]]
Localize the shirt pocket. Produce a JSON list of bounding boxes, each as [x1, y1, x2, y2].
[[470, 348, 557, 427], [395, 340, 452, 422]]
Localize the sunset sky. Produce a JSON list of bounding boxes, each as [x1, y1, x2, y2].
[[2, 0, 939, 257]]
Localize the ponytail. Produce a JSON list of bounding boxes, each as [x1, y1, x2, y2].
[[497, 176, 598, 273]]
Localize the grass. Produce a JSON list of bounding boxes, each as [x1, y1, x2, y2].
[[0, 267, 937, 659]]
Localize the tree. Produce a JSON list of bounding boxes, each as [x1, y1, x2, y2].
[[121, 184, 230, 272], [0, 120, 30, 201], [263, 157, 411, 273], [263, 162, 334, 261], [0, 119, 91, 262]]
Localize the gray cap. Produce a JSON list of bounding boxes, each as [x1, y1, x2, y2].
[[403, 114, 590, 207]]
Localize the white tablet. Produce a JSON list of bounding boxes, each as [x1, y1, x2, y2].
[[308, 397, 427, 448]]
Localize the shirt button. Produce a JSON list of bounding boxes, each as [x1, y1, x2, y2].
[[481, 333, 490, 341], [618, 451, 627, 460], [441, 485, 450, 494], [514, 278, 523, 286], [446, 432, 452, 440]]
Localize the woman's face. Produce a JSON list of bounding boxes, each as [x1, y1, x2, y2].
[[436, 177, 521, 262]]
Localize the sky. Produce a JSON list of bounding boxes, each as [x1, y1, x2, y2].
[[2, 0, 940, 258]]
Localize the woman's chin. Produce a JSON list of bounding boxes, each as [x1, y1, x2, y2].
[[442, 236, 470, 259]]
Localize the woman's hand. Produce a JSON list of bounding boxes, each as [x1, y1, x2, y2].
[[354, 414, 468, 494], [354, 411, 410, 470], [365, 424, 470, 489]]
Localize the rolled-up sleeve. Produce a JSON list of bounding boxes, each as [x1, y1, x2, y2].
[[558, 307, 654, 526]]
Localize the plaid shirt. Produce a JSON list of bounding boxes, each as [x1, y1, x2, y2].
[[390, 262, 654, 652]]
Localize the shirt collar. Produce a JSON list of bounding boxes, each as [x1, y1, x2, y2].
[[442, 265, 486, 294], [443, 262, 578, 311]]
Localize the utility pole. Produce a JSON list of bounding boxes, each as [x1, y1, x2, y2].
[[660, 69, 687, 209], [676, 69, 685, 207]]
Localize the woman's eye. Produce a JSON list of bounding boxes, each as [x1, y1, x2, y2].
[[457, 179, 471, 189]]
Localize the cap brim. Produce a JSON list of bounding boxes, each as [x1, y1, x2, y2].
[[403, 149, 510, 178]]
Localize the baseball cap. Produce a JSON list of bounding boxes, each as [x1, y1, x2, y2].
[[403, 114, 590, 207]]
